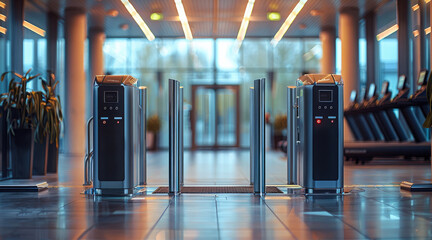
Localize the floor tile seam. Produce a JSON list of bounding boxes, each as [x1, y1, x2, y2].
[[59, 199, 78, 209], [365, 195, 432, 223], [76, 224, 96, 240], [315, 203, 372, 239], [214, 196, 221, 240], [262, 197, 299, 240], [143, 197, 173, 240]]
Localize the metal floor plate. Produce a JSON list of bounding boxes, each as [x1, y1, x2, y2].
[[152, 186, 283, 194]]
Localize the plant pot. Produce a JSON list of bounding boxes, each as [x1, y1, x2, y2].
[[9, 128, 34, 179], [47, 142, 59, 173], [33, 136, 48, 175], [146, 132, 159, 151], [146, 132, 154, 149]]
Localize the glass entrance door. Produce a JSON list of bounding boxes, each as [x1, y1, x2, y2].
[[191, 85, 240, 149]]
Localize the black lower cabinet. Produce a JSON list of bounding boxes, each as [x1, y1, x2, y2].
[[33, 136, 48, 175], [47, 142, 59, 174], [9, 128, 34, 179]]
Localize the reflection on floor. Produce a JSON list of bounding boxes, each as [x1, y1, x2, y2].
[[0, 150, 431, 239]]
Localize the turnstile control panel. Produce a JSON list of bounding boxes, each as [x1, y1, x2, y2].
[[97, 85, 125, 181], [313, 85, 339, 181]]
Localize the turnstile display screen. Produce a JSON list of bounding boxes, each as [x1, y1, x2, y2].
[[319, 90, 333, 102], [104, 91, 118, 103]]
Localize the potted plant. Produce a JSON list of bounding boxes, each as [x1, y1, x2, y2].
[[40, 72, 62, 174], [273, 114, 287, 149], [147, 114, 161, 151], [0, 69, 40, 179]]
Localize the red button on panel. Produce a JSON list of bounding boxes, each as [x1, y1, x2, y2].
[[316, 119, 322, 124]]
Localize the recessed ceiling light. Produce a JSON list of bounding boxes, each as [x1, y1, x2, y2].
[[174, 0, 193, 40], [120, 24, 129, 30], [425, 27, 431, 35], [106, 9, 119, 17], [267, 12, 280, 21], [120, 0, 155, 41], [236, 0, 256, 47], [271, 0, 308, 46], [23, 20, 45, 37], [376, 24, 398, 41], [150, 12, 164, 21], [412, 4, 419, 11], [310, 10, 321, 16]]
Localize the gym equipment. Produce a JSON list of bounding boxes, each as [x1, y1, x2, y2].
[[344, 73, 430, 161], [344, 91, 364, 141], [92, 75, 143, 195], [288, 74, 344, 194]]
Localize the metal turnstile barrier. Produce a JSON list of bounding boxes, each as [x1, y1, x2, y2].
[[83, 75, 147, 195], [168, 79, 184, 195], [287, 74, 344, 194], [84, 117, 94, 186], [250, 78, 266, 195], [286, 87, 297, 185], [139, 87, 147, 185]]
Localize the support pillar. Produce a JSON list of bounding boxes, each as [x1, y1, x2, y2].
[[10, 0, 24, 73], [88, 27, 105, 118], [397, 0, 410, 79], [47, 12, 59, 74], [320, 27, 336, 74], [64, 7, 87, 155], [365, 12, 376, 87], [339, 7, 359, 141]]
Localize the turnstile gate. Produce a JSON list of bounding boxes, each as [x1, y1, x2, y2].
[[287, 74, 344, 194]]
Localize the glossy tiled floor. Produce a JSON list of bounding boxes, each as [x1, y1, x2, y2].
[[1, 150, 432, 239]]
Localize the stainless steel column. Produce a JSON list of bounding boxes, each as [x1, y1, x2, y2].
[[139, 86, 147, 185], [253, 78, 266, 195], [169, 79, 180, 195], [249, 88, 254, 185], [287, 87, 297, 185], [179, 87, 184, 187]]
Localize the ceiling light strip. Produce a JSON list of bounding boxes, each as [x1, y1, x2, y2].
[[174, 0, 193, 40], [0, 26, 6, 34], [23, 20, 45, 37], [0, 2, 5, 9], [425, 27, 431, 35], [120, 0, 155, 41], [376, 24, 399, 41], [271, 0, 308, 46], [236, 0, 255, 46], [412, 4, 420, 11], [425, 0, 431, 4], [0, 14, 6, 22], [413, 29, 420, 37]]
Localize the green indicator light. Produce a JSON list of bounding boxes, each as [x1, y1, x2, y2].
[[150, 12, 163, 21], [267, 12, 281, 21]]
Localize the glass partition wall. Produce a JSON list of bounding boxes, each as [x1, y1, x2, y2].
[[103, 38, 322, 149]]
